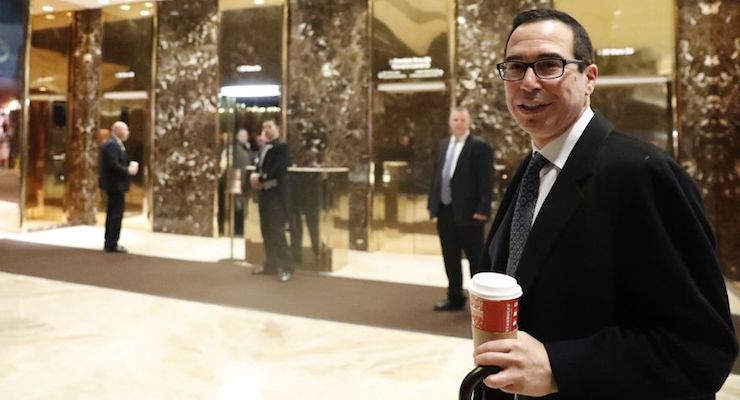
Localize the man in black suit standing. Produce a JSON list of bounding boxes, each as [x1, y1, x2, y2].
[[250, 119, 293, 282], [473, 9, 737, 399], [99, 121, 137, 253], [428, 107, 493, 311]]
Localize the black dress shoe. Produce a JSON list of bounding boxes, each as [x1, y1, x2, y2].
[[433, 298, 466, 311], [252, 266, 277, 275], [104, 246, 128, 253], [278, 270, 293, 282]]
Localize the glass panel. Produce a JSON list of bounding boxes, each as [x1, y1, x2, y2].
[[26, 12, 72, 227], [372, 0, 451, 254], [554, 0, 675, 76], [100, 3, 155, 229], [219, 0, 284, 239], [591, 80, 674, 154], [555, 0, 676, 154]]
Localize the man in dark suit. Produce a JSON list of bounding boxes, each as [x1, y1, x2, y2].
[[99, 121, 137, 253], [233, 128, 253, 235], [250, 119, 293, 282], [428, 107, 493, 311], [473, 9, 737, 399]]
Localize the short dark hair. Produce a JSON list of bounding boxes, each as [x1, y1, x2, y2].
[[262, 118, 279, 127], [505, 9, 594, 72]]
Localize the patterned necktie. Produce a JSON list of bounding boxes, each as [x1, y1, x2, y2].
[[440, 139, 457, 205], [506, 152, 549, 276]]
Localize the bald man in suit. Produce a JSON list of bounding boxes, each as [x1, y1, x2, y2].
[[99, 121, 137, 253]]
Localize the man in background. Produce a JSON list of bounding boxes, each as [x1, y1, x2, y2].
[[250, 119, 293, 282], [428, 107, 493, 311], [99, 121, 137, 253], [233, 128, 252, 236]]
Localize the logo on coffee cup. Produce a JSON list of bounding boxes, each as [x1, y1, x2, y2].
[[470, 294, 519, 332]]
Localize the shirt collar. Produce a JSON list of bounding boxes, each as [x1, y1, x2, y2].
[[112, 134, 125, 150], [533, 107, 593, 170], [452, 130, 470, 143]]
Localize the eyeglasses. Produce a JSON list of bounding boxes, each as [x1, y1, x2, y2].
[[496, 58, 585, 81]]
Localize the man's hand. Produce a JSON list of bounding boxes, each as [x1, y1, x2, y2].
[[473, 331, 558, 397], [249, 173, 261, 190], [472, 213, 488, 222]]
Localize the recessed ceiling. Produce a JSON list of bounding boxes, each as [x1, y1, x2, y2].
[[31, 0, 283, 15], [30, 0, 166, 15]]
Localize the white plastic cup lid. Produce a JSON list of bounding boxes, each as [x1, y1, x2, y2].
[[469, 272, 522, 300]]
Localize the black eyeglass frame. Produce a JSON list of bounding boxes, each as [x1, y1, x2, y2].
[[496, 58, 586, 81]]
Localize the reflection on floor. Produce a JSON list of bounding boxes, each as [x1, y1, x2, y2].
[[0, 226, 738, 399]]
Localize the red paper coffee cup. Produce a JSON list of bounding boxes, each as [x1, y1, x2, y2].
[[468, 272, 522, 347]]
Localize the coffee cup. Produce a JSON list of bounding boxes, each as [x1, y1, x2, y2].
[[129, 161, 139, 175], [459, 272, 522, 399], [468, 272, 522, 347]]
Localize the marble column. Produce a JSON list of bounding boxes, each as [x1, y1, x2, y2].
[[454, 0, 551, 207], [153, 0, 220, 236], [676, 0, 739, 280], [287, 0, 371, 249], [67, 9, 103, 225]]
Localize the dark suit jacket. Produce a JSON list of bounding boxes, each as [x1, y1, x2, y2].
[[428, 134, 493, 226], [99, 137, 130, 193], [257, 139, 290, 208], [480, 112, 737, 399]]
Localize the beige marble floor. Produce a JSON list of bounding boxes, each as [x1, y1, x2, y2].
[[0, 226, 738, 399]]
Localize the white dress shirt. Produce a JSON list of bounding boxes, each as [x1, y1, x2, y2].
[[531, 107, 594, 223], [446, 130, 470, 177]]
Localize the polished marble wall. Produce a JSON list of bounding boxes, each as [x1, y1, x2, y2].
[[287, 0, 371, 249], [67, 9, 102, 225], [676, 0, 739, 280], [455, 0, 551, 207], [18, 1, 740, 268], [153, 0, 220, 236]]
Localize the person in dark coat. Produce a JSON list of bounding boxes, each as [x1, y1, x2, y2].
[[473, 9, 737, 399], [99, 121, 137, 253], [428, 107, 493, 311], [250, 119, 292, 282]]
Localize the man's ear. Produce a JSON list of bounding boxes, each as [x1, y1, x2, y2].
[[584, 63, 598, 95]]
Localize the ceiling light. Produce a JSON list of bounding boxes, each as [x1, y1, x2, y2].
[[114, 71, 136, 79], [377, 81, 447, 93], [120, 5, 131, 11], [597, 47, 635, 56], [140, 10, 151, 16], [145, 2, 154, 7], [42, 5, 54, 12], [103, 91, 148, 100], [45, 14, 55, 20], [236, 65, 262, 73], [98, 0, 109, 4], [254, 0, 265, 4], [220, 85, 280, 98]]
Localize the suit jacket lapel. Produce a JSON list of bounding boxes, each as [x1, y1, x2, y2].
[[488, 192, 516, 273], [437, 138, 450, 177], [486, 155, 529, 272], [514, 113, 613, 291]]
